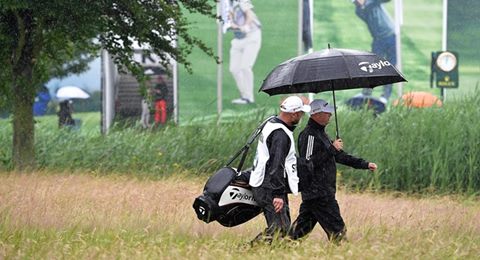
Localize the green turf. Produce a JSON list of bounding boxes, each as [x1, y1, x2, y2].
[[178, 0, 477, 122]]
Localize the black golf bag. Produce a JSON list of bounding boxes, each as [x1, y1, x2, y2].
[[192, 116, 275, 227], [193, 167, 261, 227]]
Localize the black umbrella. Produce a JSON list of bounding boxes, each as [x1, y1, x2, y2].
[[259, 45, 406, 138]]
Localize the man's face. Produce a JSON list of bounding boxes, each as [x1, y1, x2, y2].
[[291, 111, 304, 125], [311, 112, 332, 126]]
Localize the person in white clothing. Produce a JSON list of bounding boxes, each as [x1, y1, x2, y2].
[[140, 98, 151, 128], [249, 96, 310, 245], [228, 0, 262, 105]]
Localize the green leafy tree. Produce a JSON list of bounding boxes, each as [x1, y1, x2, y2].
[[0, 0, 216, 170]]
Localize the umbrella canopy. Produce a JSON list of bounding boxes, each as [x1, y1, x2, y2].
[[56, 86, 90, 100], [260, 47, 406, 95], [393, 91, 442, 108], [260, 46, 406, 138]]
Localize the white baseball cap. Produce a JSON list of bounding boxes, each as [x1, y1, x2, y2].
[[309, 99, 335, 115], [280, 96, 311, 113]]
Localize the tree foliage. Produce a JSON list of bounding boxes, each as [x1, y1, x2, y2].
[[0, 0, 217, 169]]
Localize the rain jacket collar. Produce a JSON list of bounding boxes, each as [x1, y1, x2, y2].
[[307, 118, 326, 132], [272, 116, 296, 132]]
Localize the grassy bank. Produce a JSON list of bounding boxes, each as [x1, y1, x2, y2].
[[1, 93, 479, 195], [0, 111, 269, 176], [336, 93, 480, 195], [0, 173, 479, 259]]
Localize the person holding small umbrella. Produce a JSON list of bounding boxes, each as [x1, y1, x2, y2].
[[55, 86, 90, 129], [57, 100, 75, 128], [289, 99, 377, 243]]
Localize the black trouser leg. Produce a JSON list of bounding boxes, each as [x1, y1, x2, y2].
[[251, 187, 290, 244], [289, 201, 317, 240], [311, 198, 347, 243], [290, 197, 347, 243]]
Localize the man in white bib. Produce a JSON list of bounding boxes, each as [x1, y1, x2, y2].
[[249, 96, 310, 244]]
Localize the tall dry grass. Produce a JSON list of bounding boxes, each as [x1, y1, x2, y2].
[[1, 172, 479, 259]]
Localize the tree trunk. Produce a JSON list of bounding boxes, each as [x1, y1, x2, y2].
[[10, 10, 38, 171], [12, 79, 35, 171]]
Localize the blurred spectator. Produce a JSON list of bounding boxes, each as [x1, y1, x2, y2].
[[33, 86, 51, 116], [140, 82, 152, 129], [140, 98, 151, 128], [153, 75, 168, 125], [57, 100, 75, 128]]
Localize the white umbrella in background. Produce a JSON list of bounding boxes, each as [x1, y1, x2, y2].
[[56, 85, 90, 100]]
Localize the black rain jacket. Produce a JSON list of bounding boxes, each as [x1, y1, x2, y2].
[[298, 118, 369, 201], [260, 117, 296, 198]]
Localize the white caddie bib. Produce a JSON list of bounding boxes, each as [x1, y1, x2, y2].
[[249, 121, 299, 195]]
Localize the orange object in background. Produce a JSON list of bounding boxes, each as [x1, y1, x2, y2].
[[393, 91, 443, 108], [154, 99, 167, 124]]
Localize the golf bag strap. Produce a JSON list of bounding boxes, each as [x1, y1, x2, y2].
[[226, 116, 276, 172]]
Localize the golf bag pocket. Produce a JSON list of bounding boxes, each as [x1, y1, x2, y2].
[[193, 194, 218, 223], [193, 167, 262, 227], [203, 167, 237, 200]]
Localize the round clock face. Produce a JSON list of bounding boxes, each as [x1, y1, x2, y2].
[[436, 52, 457, 72]]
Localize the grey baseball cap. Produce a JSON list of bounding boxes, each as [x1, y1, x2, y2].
[[309, 99, 334, 115]]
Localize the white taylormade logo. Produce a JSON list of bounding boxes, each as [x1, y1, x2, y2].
[[230, 188, 254, 201], [218, 186, 258, 206], [359, 60, 391, 73], [198, 206, 206, 215]]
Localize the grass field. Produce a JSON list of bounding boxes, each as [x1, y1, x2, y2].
[[1, 172, 479, 259], [1, 2, 479, 257], [2, 91, 479, 195]]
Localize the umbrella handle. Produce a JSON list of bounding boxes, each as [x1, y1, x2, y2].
[[332, 83, 340, 139]]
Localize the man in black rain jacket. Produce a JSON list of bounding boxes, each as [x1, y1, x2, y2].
[[289, 99, 377, 243]]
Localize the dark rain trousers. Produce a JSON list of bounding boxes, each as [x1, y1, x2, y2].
[[289, 196, 346, 242], [289, 118, 369, 242], [251, 187, 291, 244], [251, 117, 296, 244]]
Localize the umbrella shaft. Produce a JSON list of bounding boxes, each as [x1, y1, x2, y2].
[[332, 84, 340, 139]]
